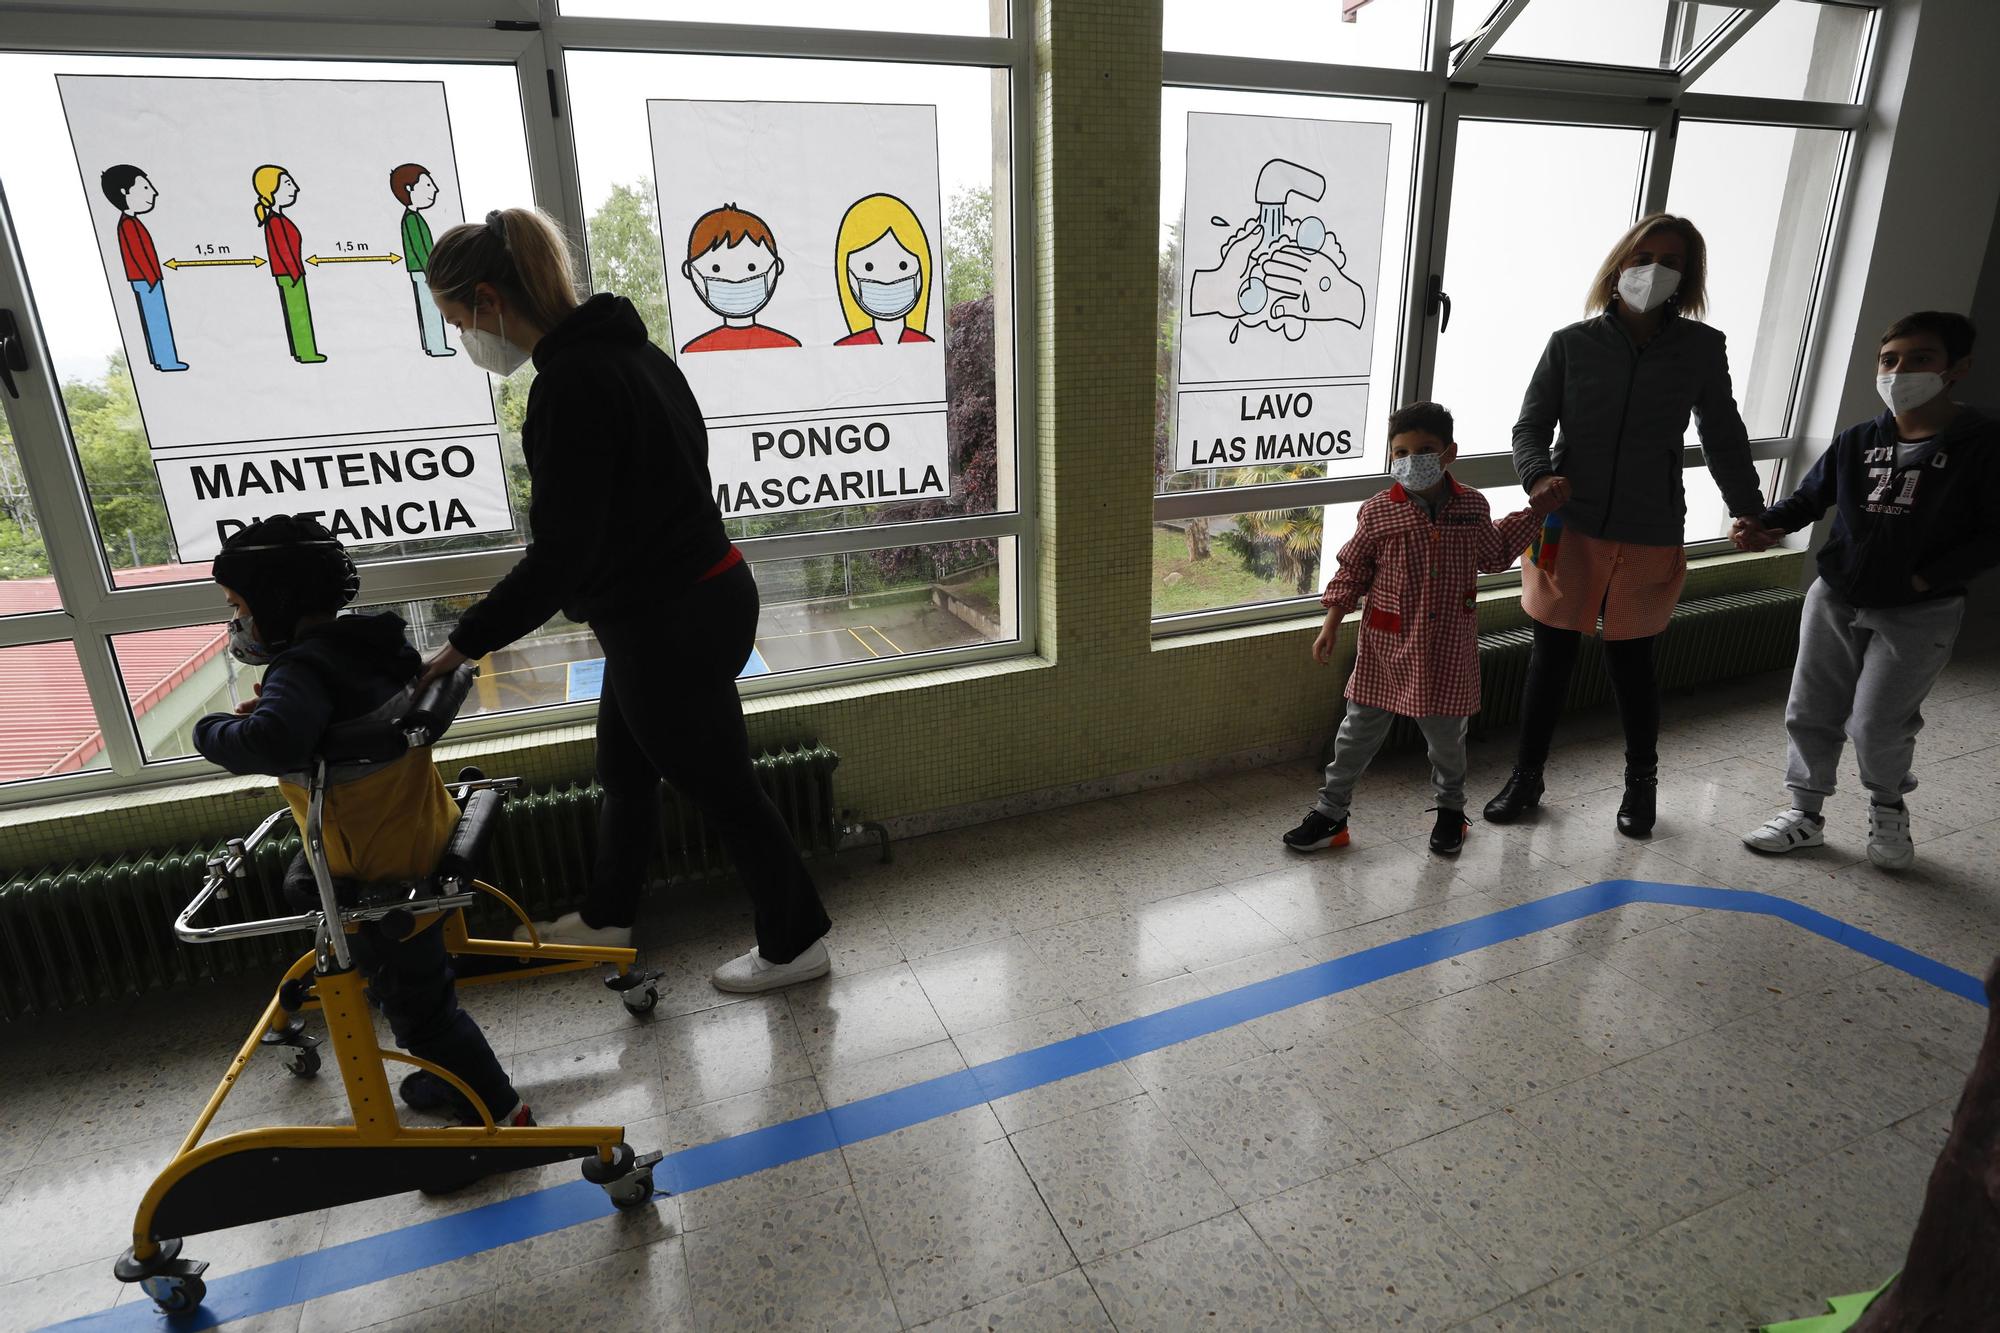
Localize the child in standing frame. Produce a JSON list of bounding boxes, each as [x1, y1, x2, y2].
[[1285, 402, 1568, 856]]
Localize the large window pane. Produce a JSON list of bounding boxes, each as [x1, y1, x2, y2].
[[556, 1, 1004, 36], [0, 412, 61, 615], [118, 537, 1016, 760], [564, 51, 1015, 545], [1165, 0, 1432, 71], [1689, 0, 1872, 102], [1430, 119, 1648, 457], [0, 639, 113, 782], [1471, 1, 1743, 71], [0, 54, 536, 589], [1684, 458, 1782, 543], [1156, 89, 1418, 496], [1668, 121, 1847, 440]]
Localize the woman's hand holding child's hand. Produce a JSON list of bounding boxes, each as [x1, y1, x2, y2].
[[1528, 476, 1570, 516], [1729, 516, 1784, 553]]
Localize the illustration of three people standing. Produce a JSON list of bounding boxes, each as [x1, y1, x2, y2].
[[678, 194, 937, 356]]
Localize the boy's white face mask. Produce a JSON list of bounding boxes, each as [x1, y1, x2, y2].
[[1876, 371, 1946, 416], [1391, 451, 1446, 493]]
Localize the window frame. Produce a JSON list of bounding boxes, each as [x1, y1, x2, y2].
[[0, 0, 1038, 805], [1150, 0, 1877, 638]]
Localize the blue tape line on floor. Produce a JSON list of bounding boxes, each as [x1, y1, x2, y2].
[[44, 881, 1984, 1332]]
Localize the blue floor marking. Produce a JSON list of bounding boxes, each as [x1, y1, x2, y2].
[[47, 880, 1984, 1332]]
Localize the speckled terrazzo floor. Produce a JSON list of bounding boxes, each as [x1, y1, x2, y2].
[[4, 633, 1999, 1332]]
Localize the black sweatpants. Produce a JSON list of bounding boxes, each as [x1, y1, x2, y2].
[[1513, 618, 1662, 780], [581, 559, 831, 963], [284, 856, 519, 1116]]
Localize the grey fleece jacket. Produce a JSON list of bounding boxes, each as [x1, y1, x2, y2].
[[1511, 312, 1766, 546]]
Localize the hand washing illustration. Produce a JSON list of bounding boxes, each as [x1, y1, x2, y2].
[[1187, 157, 1365, 344]]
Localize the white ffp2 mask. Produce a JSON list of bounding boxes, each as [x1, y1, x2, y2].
[[463, 311, 529, 377], [1876, 371, 1946, 416], [1616, 263, 1681, 314], [1391, 452, 1446, 493]]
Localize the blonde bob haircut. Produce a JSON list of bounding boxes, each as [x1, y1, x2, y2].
[[834, 194, 933, 337], [1585, 212, 1708, 321]]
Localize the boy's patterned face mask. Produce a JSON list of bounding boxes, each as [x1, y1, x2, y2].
[[227, 615, 276, 666], [1391, 452, 1445, 493]]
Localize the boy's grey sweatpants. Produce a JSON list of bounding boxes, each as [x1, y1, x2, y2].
[[1784, 578, 1965, 812], [1316, 702, 1468, 821]]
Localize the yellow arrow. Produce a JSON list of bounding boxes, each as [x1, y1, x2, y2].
[[165, 256, 267, 269], [306, 253, 402, 266]]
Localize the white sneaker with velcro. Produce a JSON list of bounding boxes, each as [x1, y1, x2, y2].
[[1742, 808, 1825, 854], [1867, 802, 1916, 871]]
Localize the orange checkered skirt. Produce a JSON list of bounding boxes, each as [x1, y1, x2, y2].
[[1520, 517, 1686, 640]]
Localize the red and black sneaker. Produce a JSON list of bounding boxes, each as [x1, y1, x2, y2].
[[1283, 810, 1350, 852]]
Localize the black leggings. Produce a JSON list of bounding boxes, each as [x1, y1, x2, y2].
[[1514, 619, 1661, 780], [581, 560, 831, 962]]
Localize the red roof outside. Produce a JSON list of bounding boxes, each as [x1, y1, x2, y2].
[[1, 562, 225, 783]]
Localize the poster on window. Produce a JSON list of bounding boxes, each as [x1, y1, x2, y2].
[[648, 99, 950, 519], [1172, 111, 1392, 473], [57, 74, 512, 560]]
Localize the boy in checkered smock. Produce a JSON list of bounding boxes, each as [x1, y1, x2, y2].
[[1284, 402, 1568, 856]]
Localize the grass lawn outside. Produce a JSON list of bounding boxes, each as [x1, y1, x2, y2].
[[1151, 526, 1308, 617]]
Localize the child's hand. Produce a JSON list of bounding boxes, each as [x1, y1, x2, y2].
[[233, 681, 263, 716], [1312, 622, 1337, 665], [1730, 517, 1783, 552]]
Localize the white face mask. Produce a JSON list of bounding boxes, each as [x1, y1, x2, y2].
[[1876, 371, 1946, 416], [1391, 451, 1446, 493], [1616, 263, 1681, 315], [462, 309, 529, 377]]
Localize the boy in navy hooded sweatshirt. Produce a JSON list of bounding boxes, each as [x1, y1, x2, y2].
[[1733, 312, 1999, 870]]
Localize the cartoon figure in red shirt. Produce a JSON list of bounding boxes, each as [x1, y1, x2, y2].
[[833, 194, 935, 347], [677, 204, 800, 355], [253, 164, 326, 364], [100, 165, 187, 372]]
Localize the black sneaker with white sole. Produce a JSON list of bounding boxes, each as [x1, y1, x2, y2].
[[1428, 806, 1469, 855], [1283, 810, 1350, 852]]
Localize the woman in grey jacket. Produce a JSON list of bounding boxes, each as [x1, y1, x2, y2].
[[1483, 214, 1766, 836]]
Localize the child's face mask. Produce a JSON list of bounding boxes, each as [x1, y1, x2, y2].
[[1391, 451, 1446, 493], [1876, 371, 1946, 416], [227, 615, 276, 665]]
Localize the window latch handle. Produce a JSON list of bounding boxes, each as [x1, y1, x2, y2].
[[0, 309, 28, 400], [1426, 275, 1452, 334]]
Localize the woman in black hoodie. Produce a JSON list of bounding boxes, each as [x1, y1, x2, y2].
[[417, 208, 831, 994]]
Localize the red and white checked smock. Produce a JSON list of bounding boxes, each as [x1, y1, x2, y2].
[[1321, 477, 1540, 719]]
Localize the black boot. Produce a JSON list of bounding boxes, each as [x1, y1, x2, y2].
[[1483, 769, 1544, 824], [1617, 775, 1658, 838]]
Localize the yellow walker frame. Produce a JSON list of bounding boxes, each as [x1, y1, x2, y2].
[[113, 668, 664, 1316]]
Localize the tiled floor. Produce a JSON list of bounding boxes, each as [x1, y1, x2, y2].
[[5, 640, 2000, 1333]]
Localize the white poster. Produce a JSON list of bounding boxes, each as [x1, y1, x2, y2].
[[58, 75, 512, 559], [648, 99, 950, 519], [1173, 111, 1392, 473]]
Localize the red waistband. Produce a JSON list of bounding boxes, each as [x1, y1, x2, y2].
[[697, 545, 744, 583]]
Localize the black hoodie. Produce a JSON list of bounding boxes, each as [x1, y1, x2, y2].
[[194, 612, 421, 776], [449, 294, 732, 659], [1762, 405, 2000, 609]]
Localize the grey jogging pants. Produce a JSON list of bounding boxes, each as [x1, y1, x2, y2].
[[1316, 702, 1469, 821]]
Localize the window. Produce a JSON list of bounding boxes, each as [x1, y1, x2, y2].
[[1164, 0, 1433, 71], [0, 9, 1031, 804], [1482, 2, 1742, 72], [1689, 0, 1874, 102], [1667, 120, 1848, 440], [1429, 118, 1652, 459]]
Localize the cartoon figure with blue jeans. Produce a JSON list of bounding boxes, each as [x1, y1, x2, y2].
[[391, 163, 455, 357], [102, 164, 187, 372]]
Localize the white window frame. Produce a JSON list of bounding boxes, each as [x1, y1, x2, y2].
[[0, 0, 1037, 805], [1151, 0, 1877, 638]]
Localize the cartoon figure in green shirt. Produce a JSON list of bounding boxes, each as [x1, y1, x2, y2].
[[391, 163, 455, 358]]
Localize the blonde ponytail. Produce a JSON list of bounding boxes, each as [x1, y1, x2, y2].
[[252, 164, 285, 225], [427, 206, 581, 333]]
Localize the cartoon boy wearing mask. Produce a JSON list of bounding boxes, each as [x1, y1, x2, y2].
[[680, 204, 800, 354]]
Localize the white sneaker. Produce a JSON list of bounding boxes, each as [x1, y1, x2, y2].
[[1868, 803, 1916, 871], [1743, 808, 1825, 855], [710, 938, 831, 994], [511, 910, 633, 949]]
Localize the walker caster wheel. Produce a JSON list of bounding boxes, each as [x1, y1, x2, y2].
[[605, 1169, 655, 1210], [621, 985, 659, 1018], [141, 1271, 206, 1314], [282, 1044, 321, 1078]]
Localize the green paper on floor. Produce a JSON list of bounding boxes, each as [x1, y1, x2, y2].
[[1758, 1277, 1897, 1333]]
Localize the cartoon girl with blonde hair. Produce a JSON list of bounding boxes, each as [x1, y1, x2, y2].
[[254, 164, 326, 363], [833, 193, 934, 346]]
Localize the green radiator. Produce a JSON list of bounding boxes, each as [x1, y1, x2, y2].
[[1347, 587, 1807, 760], [0, 743, 844, 1021]]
